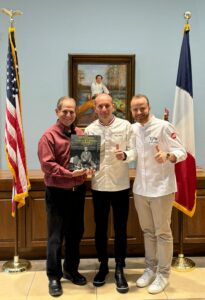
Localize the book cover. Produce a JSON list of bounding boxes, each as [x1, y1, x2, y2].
[[69, 135, 101, 171]]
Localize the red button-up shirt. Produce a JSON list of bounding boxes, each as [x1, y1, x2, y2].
[[38, 120, 86, 189]]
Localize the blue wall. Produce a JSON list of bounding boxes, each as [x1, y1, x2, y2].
[[0, 0, 204, 169]]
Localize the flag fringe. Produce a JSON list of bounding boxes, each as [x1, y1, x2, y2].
[[173, 192, 196, 217], [5, 144, 30, 208]]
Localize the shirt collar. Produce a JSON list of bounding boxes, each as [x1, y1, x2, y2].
[[99, 115, 115, 126], [56, 119, 70, 131], [137, 114, 154, 128]]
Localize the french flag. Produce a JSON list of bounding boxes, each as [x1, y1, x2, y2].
[[172, 23, 196, 217]]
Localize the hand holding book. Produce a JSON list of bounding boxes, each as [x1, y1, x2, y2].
[[71, 168, 87, 177]]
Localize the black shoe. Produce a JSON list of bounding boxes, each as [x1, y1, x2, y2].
[[49, 279, 62, 297], [93, 263, 109, 287], [63, 270, 87, 285], [115, 268, 129, 293]]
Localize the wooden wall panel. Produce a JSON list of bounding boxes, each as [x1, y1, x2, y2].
[[183, 195, 205, 243], [26, 191, 47, 248], [0, 197, 16, 244], [82, 196, 95, 243], [0, 169, 204, 259], [0, 191, 25, 248]]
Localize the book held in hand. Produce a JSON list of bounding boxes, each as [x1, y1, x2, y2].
[[69, 135, 101, 171]]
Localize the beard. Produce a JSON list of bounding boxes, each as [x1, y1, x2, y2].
[[135, 113, 149, 124]]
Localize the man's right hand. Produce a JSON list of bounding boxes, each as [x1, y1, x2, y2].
[[115, 144, 126, 160]]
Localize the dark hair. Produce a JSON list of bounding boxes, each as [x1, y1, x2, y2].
[[131, 94, 150, 106], [96, 74, 103, 80]]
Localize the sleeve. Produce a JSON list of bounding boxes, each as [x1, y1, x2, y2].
[[162, 122, 187, 163], [38, 135, 73, 178], [102, 84, 109, 94], [84, 126, 90, 135], [91, 82, 96, 97], [123, 123, 137, 163]]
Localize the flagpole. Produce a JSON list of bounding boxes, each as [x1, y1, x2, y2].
[[163, 107, 195, 271], [172, 211, 195, 271], [2, 203, 31, 273], [1, 8, 31, 273], [171, 11, 195, 271]]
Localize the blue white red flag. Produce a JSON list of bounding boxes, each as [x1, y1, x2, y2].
[[172, 23, 196, 217]]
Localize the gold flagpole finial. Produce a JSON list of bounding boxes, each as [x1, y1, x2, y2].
[[1, 8, 23, 27], [184, 11, 191, 31], [184, 11, 191, 21]]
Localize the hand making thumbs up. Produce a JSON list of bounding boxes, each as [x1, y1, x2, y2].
[[154, 145, 167, 163], [115, 144, 126, 161]]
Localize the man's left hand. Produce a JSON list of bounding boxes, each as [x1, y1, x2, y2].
[[154, 145, 167, 163]]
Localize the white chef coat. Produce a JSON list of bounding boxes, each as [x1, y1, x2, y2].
[[84, 117, 135, 191], [132, 116, 187, 197]]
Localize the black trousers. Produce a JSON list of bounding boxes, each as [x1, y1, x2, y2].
[[92, 189, 130, 267], [45, 184, 85, 280]]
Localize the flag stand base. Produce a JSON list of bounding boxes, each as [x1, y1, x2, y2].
[[2, 255, 31, 273], [172, 253, 195, 271]]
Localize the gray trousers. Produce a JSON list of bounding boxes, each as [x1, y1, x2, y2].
[[134, 193, 174, 278]]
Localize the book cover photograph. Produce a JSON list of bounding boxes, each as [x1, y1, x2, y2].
[[69, 135, 101, 171]]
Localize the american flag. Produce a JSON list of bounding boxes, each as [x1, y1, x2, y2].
[[5, 27, 30, 215]]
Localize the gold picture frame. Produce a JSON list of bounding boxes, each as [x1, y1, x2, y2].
[[69, 54, 135, 127]]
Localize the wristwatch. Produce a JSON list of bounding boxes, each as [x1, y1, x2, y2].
[[123, 152, 127, 161]]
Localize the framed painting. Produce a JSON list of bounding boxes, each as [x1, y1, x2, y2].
[[68, 54, 135, 127]]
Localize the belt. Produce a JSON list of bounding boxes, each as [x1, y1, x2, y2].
[[66, 186, 78, 191], [47, 186, 80, 191]]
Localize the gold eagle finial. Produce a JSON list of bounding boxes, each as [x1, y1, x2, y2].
[[1, 8, 23, 26]]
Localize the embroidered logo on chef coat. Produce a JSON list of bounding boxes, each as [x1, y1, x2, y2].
[[148, 136, 159, 144]]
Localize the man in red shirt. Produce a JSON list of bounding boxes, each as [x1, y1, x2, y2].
[[38, 96, 87, 297]]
